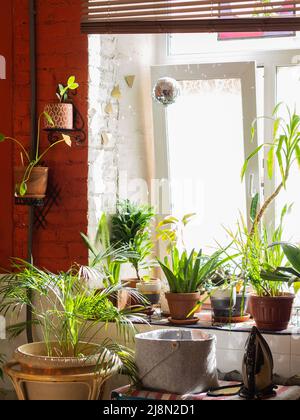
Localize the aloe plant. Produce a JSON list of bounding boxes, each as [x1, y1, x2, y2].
[[57, 75, 79, 103], [0, 111, 71, 196], [158, 248, 227, 294], [242, 103, 300, 236]]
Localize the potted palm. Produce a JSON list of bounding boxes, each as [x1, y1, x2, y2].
[[241, 104, 300, 330], [0, 111, 71, 198], [80, 213, 144, 309], [111, 200, 157, 288], [44, 75, 79, 130], [0, 261, 142, 400]]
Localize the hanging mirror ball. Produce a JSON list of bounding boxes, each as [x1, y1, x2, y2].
[[153, 77, 181, 106]]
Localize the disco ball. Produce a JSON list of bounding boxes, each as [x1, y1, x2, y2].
[[153, 77, 181, 106]]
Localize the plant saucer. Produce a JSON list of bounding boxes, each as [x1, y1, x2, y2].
[[168, 317, 199, 326]]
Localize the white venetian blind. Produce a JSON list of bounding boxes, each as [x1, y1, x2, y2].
[[81, 0, 300, 33]]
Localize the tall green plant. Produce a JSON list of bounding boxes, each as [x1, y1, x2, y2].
[[225, 206, 290, 296], [242, 104, 300, 236], [0, 260, 144, 381], [0, 112, 71, 196], [111, 200, 156, 281]]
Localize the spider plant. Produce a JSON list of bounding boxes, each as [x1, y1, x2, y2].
[[111, 200, 156, 281], [242, 103, 300, 236], [0, 260, 145, 381]]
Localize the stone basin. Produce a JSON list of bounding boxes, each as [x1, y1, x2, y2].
[[135, 329, 218, 395]]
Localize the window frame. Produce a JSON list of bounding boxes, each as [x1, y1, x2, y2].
[[152, 35, 300, 231]]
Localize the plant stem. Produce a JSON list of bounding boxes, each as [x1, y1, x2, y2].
[[250, 182, 283, 237], [4, 137, 30, 163], [36, 139, 66, 165]]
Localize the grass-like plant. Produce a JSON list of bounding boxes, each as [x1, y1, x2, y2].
[[225, 206, 291, 297], [0, 112, 71, 196], [0, 260, 144, 381], [111, 200, 156, 281]]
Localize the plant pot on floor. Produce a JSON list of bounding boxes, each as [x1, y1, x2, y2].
[[14, 166, 48, 198], [44, 103, 73, 130], [165, 292, 200, 321], [5, 342, 114, 400], [250, 293, 295, 331]]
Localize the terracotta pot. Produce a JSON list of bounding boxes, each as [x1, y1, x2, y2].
[[5, 342, 114, 400], [250, 293, 295, 331], [121, 278, 139, 289], [165, 292, 200, 320], [44, 103, 73, 129], [14, 166, 48, 198]]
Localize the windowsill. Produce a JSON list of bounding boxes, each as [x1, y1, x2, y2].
[[138, 310, 300, 336]]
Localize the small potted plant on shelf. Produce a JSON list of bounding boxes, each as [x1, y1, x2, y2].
[[240, 103, 300, 330], [44, 75, 79, 130], [0, 260, 142, 400], [111, 200, 157, 289], [0, 111, 71, 198]]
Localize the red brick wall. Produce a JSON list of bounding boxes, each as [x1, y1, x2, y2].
[[0, 2, 13, 270], [11, 0, 88, 271]]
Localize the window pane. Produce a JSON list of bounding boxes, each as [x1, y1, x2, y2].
[[166, 78, 246, 251], [276, 66, 300, 242]]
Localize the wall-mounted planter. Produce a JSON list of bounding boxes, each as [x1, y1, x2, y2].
[[44, 103, 73, 130], [14, 166, 48, 199]]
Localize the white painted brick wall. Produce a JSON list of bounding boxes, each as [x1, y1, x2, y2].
[[88, 35, 156, 243]]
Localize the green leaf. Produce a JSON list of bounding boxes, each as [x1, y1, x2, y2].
[[267, 146, 275, 179], [182, 213, 196, 226], [250, 193, 259, 223], [67, 75, 76, 86], [70, 83, 79, 90], [241, 144, 264, 180], [44, 111, 54, 127], [273, 118, 280, 139], [19, 182, 27, 197], [0, 133, 5, 142], [272, 102, 283, 117], [294, 282, 300, 295], [282, 243, 300, 274], [295, 144, 300, 169]]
